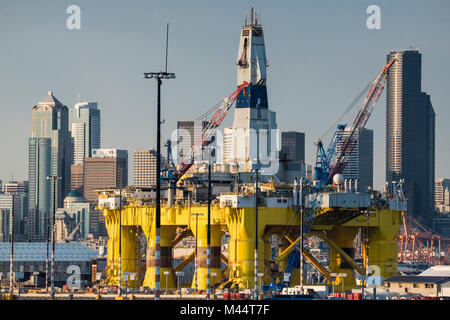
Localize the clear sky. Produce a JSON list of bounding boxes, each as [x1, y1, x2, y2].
[[0, 0, 449, 189]]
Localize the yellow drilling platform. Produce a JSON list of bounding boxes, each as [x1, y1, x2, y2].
[[92, 8, 408, 295], [96, 184, 406, 292]]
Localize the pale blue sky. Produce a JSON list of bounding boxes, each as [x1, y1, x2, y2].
[[0, 0, 449, 188]]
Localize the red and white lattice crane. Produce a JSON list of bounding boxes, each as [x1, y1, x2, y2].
[[175, 81, 251, 181]]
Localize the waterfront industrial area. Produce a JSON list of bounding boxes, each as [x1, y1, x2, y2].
[[1, 3, 450, 304]]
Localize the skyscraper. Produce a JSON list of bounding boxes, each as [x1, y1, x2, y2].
[[336, 127, 373, 192], [0, 208, 10, 242], [176, 121, 212, 163], [28, 138, 51, 241], [281, 132, 305, 162], [276, 131, 305, 183], [28, 91, 71, 241], [223, 128, 233, 164], [134, 149, 159, 188], [69, 101, 101, 165], [386, 49, 435, 224], [1, 181, 29, 242], [83, 149, 128, 204], [68, 101, 100, 201], [0, 193, 27, 242], [82, 149, 127, 238], [2, 180, 29, 194], [434, 178, 450, 207], [70, 164, 84, 194]]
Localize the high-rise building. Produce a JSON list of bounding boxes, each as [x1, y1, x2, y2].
[[1, 180, 29, 242], [134, 149, 159, 188], [226, 11, 278, 172], [2, 180, 29, 194], [69, 101, 101, 165], [0, 193, 27, 242], [0, 209, 9, 242], [83, 149, 127, 238], [0, 180, 29, 241], [305, 164, 313, 183], [176, 120, 219, 169], [28, 138, 51, 241], [83, 149, 128, 204], [70, 164, 84, 194], [276, 131, 306, 183], [28, 91, 71, 241], [223, 128, 233, 164], [281, 132, 305, 162], [435, 178, 450, 213], [435, 178, 450, 205], [386, 49, 435, 223], [69, 102, 100, 199], [176, 121, 212, 163], [336, 127, 373, 192]]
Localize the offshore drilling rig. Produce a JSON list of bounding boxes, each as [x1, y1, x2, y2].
[[96, 8, 406, 293]]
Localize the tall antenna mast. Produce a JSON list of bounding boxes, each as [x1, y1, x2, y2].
[[165, 22, 169, 73]]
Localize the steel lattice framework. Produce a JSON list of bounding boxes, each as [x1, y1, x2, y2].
[[327, 59, 397, 181], [177, 81, 250, 180]]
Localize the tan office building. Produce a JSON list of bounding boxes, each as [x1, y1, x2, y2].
[[70, 164, 84, 194], [134, 149, 159, 188], [83, 149, 128, 204]]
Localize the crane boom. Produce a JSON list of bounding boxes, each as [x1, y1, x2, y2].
[[66, 220, 83, 242], [176, 81, 251, 181], [327, 59, 397, 181]]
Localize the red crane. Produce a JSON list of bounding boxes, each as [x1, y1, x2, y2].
[[175, 81, 251, 181], [327, 59, 397, 181]]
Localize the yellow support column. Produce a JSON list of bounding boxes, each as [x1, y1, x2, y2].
[[104, 209, 120, 284], [327, 226, 359, 292], [367, 209, 402, 279], [192, 224, 222, 291], [227, 207, 264, 289], [103, 208, 143, 287], [143, 225, 177, 291], [120, 226, 140, 288]]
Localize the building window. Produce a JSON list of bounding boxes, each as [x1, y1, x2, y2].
[[413, 283, 419, 288]]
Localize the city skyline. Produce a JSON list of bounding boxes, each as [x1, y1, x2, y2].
[[0, 1, 450, 302], [1, 1, 450, 190]]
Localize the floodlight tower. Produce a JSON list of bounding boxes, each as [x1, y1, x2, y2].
[[142, 23, 175, 300]]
